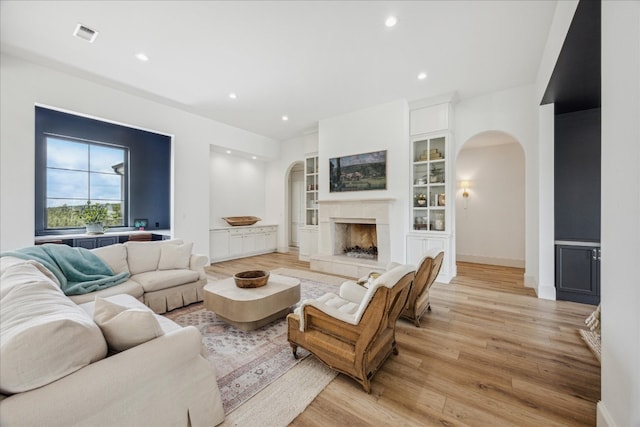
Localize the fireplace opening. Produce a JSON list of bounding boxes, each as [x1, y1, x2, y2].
[[333, 222, 378, 260]]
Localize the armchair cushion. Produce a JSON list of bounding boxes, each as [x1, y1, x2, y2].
[[339, 280, 367, 303], [295, 264, 415, 331], [293, 292, 360, 329]]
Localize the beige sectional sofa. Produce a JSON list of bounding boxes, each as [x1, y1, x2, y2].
[[0, 255, 224, 427], [69, 239, 208, 314]]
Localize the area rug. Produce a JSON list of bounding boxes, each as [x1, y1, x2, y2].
[[579, 303, 601, 363], [165, 268, 345, 417]]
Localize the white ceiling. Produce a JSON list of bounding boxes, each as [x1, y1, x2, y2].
[[0, 1, 557, 141]]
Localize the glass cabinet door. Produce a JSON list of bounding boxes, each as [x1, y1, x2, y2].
[[412, 136, 446, 231], [305, 156, 318, 226]]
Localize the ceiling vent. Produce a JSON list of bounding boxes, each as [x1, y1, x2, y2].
[[73, 23, 98, 43]]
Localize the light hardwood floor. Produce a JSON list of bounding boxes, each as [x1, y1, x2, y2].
[[208, 252, 600, 426]]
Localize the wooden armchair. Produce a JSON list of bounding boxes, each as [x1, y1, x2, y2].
[[401, 249, 444, 327], [287, 264, 415, 393]]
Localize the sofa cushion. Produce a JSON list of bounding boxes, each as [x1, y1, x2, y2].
[[133, 269, 201, 292], [0, 255, 30, 276], [0, 264, 107, 394], [92, 244, 129, 275], [93, 297, 164, 352], [1, 256, 61, 292], [69, 279, 144, 305], [124, 240, 183, 275], [80, 294, 182, 335], [1, 258, 61, 299], [158, 242, 193, 270]]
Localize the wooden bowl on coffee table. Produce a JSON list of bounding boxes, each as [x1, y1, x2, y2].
[[234, 270, 270, 288]]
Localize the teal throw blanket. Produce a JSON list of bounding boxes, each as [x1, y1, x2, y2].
[[1, 244, 129, 296]]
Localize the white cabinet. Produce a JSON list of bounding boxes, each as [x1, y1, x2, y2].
[[229, 229, 244, 256], [266, 230, 277, 250], [407, 100, 456, 283], [305, 156, 319, 226], [299, 154, 319, 261], [299, 226, 318, 261], [210, 230, 230, 260], [210, 225, 277, 262], [406, 234, 451, 282]]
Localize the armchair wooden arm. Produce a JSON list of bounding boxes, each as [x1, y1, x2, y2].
[[287, 266, 414, 393]]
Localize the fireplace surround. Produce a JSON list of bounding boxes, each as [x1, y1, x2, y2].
[[310, 199, 393, 277]]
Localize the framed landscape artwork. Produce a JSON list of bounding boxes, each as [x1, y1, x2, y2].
[[329, 150, 387, 192]]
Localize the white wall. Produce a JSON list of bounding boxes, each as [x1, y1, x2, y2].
[[265, 132, 318, 252], [318, 99, 410, 262], [599, 2, 640, 426], [532, 0, 579, 298], [209, 150, 267, 228], [0, 53, 278, 255], [536, 103, 555, 299], [454, 84, 538, 288], [455, 142, 525, 267]]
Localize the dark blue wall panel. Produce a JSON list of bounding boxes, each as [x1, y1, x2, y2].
[[35, 107, 170, 234], [554, 108, 601, 242]]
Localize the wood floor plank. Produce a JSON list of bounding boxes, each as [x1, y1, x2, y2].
[[207, 251, 600, 426]]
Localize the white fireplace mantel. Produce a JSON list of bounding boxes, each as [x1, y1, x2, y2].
[[317, 198, 396, 204], [311, 198, 395, 277]]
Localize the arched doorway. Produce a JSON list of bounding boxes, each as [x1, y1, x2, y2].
[[455, 130, 526, 269]]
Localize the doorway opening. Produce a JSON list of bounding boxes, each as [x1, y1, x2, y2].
[[455, 130, 525, 270]]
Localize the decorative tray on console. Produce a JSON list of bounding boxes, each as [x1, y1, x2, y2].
[[222, 216, 261, 226]]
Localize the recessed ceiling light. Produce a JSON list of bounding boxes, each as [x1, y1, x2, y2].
[[135, 53, 149, 62], [385, 16, 398, 28], [226, 150, 232, 154], [418, 72, 427, 80], [282, 115, 289, 121], [73, 23, 99, 43], [252, 156, 257, 160], [228, 93, 237, 99]]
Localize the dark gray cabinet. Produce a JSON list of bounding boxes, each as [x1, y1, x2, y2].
[[73, 236, 119, 249], [36, 233, 166, 248], [555, 242, 600, 305]]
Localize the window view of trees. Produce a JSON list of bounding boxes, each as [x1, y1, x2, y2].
[[45, 136, 126, 229], [46, 203, 123, 228]]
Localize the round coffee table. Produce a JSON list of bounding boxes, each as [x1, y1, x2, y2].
[[203, 274, 301, 331]]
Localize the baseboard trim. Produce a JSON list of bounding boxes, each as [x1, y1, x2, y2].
[[597, 401, 617, 427], [536, 283, 556, 300], [524, 274, 537, 288], [456, 254, 525, 268]]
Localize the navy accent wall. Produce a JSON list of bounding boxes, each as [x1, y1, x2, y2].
[[554, 108, 601, 242], [35, 107, 170, 234]]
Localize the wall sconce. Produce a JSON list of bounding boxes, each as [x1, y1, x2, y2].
[[461, 181, 470, 198]]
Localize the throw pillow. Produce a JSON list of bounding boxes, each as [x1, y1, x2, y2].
[[157, 242, 193, 270], [93, 297, 164, 352]]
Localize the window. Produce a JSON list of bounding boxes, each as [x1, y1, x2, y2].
[[35, 106, 171, 236], [45, 135, 127, 229]]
